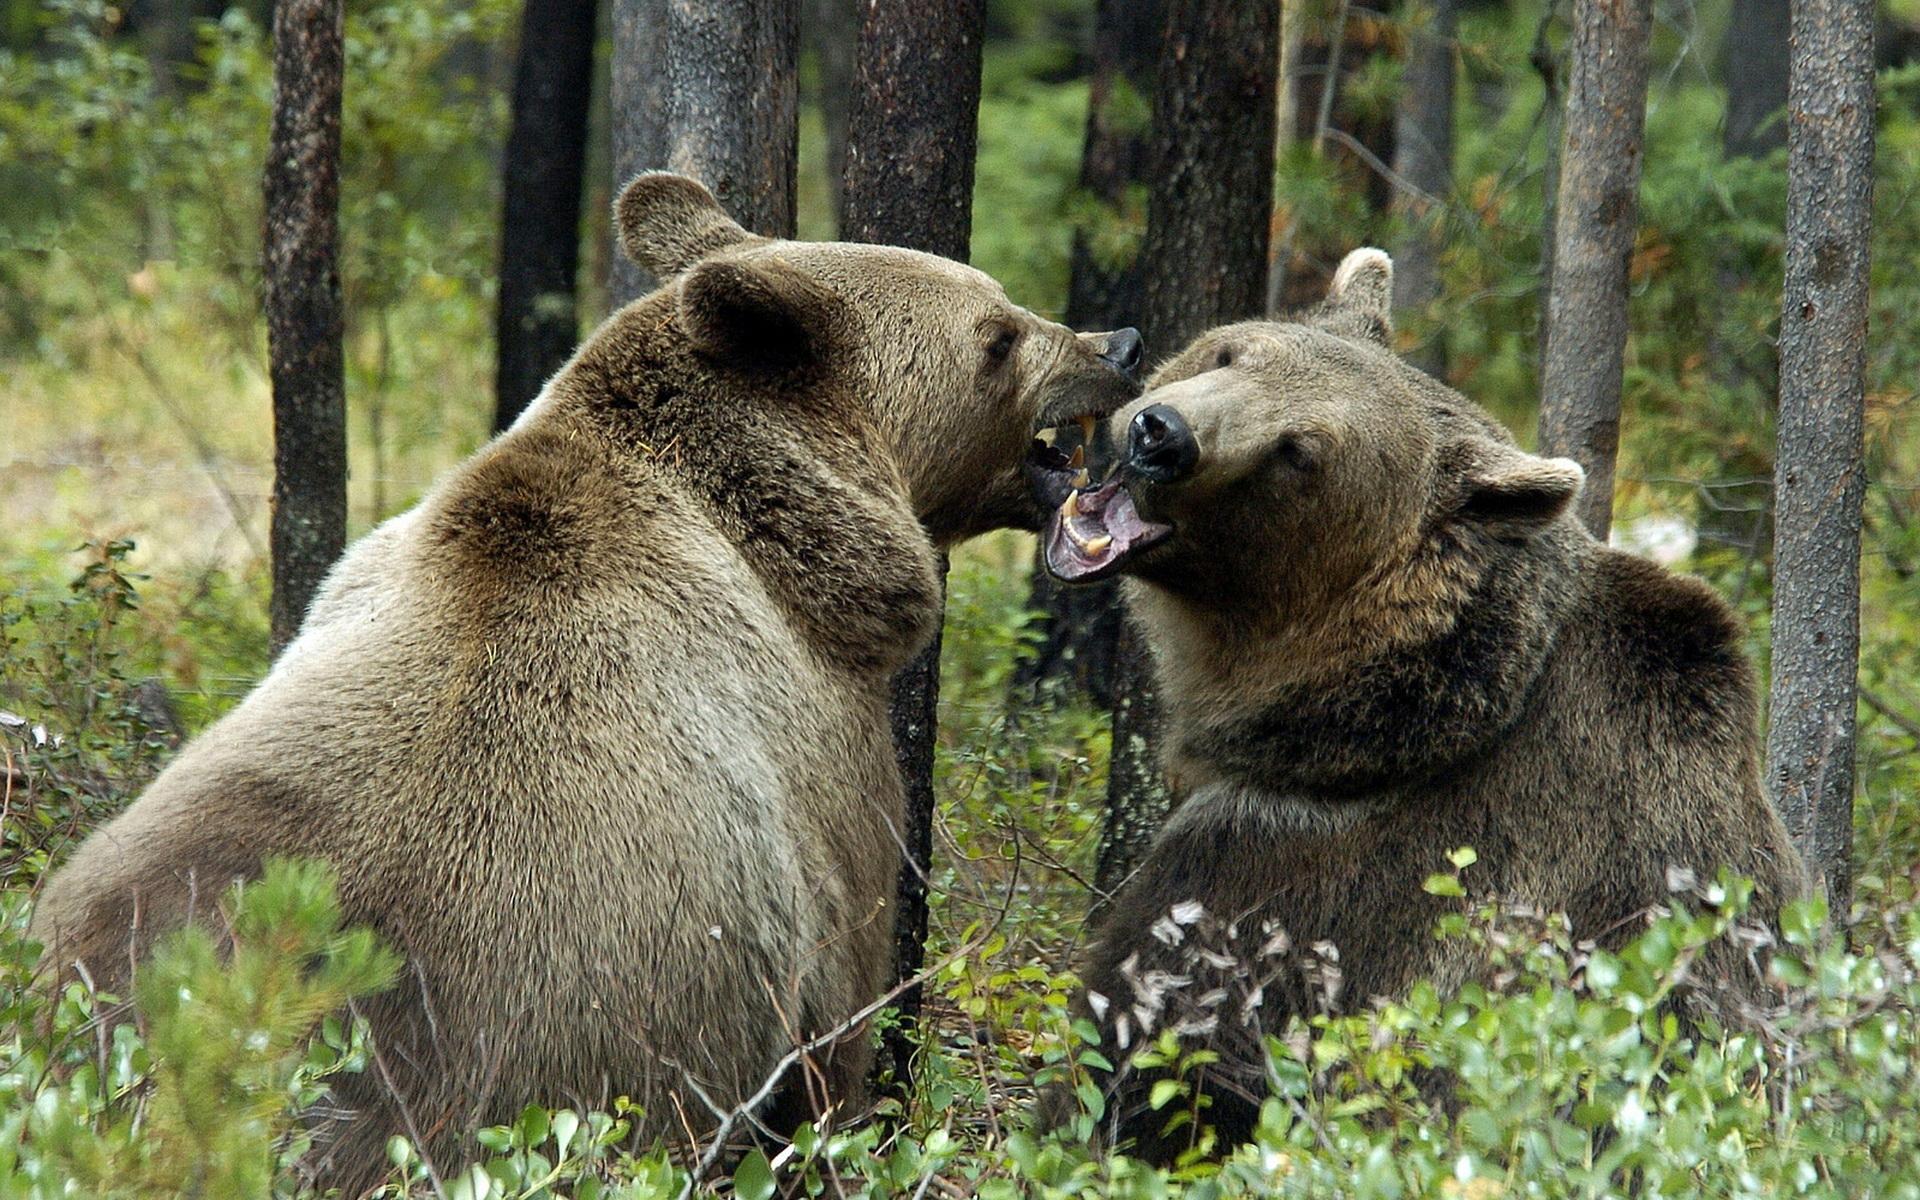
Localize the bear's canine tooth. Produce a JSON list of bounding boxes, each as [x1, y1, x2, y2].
[[1073, 468, 1091, 488], [1084, 534, 1112, 555], [1063, 491, 1081, 517], [1069, 445, 1085, 469], [1078, 414, 1097, 443]]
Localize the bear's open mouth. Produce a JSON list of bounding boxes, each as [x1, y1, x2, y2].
[[1026, 415, 1099, 511], [1043, 476, 1172, 583]]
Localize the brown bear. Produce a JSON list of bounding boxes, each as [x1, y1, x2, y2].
[[1042, 249, 1806, 1160], [29, 173, 1142, 1193]]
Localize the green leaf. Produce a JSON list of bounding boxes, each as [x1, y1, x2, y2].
[[1149, 1078, 1185, 1110], [551, 1109, 579, 1156], [733, 1149, 776, 1200], [516, 1104, 548, 1149], [1423, 872, 1465, 897]]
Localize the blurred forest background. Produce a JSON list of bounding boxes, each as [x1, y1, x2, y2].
[[4, 0, 1920, 1193], [4, 0, 1917, 888]]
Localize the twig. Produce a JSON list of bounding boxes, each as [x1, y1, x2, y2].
[[1321, 127, 1441, 210], [1267, 0, 1351, 314], [674, 912, 1016, 1200], [1861, 687, 1920, 744], [349, 997, 449, 1200]]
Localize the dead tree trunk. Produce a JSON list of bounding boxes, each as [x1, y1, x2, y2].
[[1531, 5, 1563, 374], [265, 0, 347, 655], [1725, 0, 1792, 159], [1698, 0, 1792, 548], [1536, 0, 1651, 539], [662, 0, 798, 237], [1018, 0, 1164, 707], [1766, 0, 1875, 915], [607, 0, 796, 304], [840, 0, 986, 1089], [494, 0, 597, 433], [1100, 0, 1277, 894], [1390, 0, 1458, 376], [608, 0, 668, 304]]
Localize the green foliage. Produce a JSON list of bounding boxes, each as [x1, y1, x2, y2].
[[2, 0, 1919, 1193], [1, 859, 397, 1197]]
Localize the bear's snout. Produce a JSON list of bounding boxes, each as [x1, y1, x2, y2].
[[1098, 327, 1145, 380], [1127, 403, 1198, 483]]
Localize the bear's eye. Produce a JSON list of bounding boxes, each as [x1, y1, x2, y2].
[[1274, 435, 1318, 474], [1213, 346, 1234, 370], [986, 328, 1019, 363]]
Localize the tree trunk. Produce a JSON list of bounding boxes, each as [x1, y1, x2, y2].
[[1531, 5, 1563, 374], [1766, 0, 1875, 916], [607, 0, 796, 305], [1536, 0, 1652, 539], [1018, 0, 1164, 707], [494, 0, 597, 433], [804, 0, 858, 232], [264, 0, 347, 656], [1724, 0, 1792, 158], [1698, 0, 1792, 550], [840, 0, 986, 1089], [1100, 0, 1277, 895], [608, 0, 668, 304], [1390, 0, 1457, 376], [662, 0, 799, 238]]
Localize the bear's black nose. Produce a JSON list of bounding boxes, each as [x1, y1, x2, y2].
[[1100, 328, 1145, 379], [1127, 404, 1198, 482]]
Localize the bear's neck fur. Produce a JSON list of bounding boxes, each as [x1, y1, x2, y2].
[[1141, 519, 1590, 806], [539, 296, 944, 678]]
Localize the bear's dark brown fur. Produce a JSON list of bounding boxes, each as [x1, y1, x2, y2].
[[1043, 249, 1805, 1160], [30, 174, 1140, 1194]]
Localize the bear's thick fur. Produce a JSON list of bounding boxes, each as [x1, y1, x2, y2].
[[30, 174, 1140, 1192], [1042, 249, 1805, 1160]]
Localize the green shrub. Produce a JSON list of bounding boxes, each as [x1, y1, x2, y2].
[[1, 859, 397, 1197]]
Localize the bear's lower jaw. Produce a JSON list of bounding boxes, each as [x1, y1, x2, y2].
[[1043, 477, 1172, 584]]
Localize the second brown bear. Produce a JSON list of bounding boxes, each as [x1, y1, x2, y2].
[[1044, 248, 1807, 1160]]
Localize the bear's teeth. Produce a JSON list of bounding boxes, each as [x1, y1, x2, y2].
[[1069, 445, 1085, 469], [1078, 414, 1096, 443], [1063, 491, 1081, 517], [1084, 535, 1112, 555], [1073, 468, 1091, 488]]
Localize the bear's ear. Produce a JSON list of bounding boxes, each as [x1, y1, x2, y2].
[[674, 256, 830, 366], [616, 172, 756, 278], [1453, 439, 1584, 533], [1314, 247, 1395, 346]]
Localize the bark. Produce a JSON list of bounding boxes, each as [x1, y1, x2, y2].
[[661, 0, 798, 238], [1699, 0, 1791, 549], [264, 0, 347, 656], [608, 0, 668, 303], [1018, 0, 1164, 707], [1100, 0, 1277, 895], [803, 0, 858, 232], [1536, 0, 1652, 539], [608, 0, 796, 304], [494, 0, 597, 433], [1724, 0, 1791, 158], [1766, 0, 1875, 915], [1531, 6, 1562, 373], [840, 0, 986, 1087], [1390, 0, 1458, 376]]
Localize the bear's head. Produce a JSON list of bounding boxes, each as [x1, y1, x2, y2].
[[1043, 249, 1584, 615], [611, 173, 1144, 543]]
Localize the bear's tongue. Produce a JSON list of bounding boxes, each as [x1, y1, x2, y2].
[[1044, 478, 1171, 582]]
